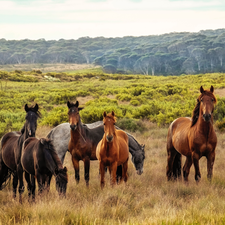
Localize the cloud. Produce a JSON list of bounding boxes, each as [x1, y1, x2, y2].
[[0, 0, 225, 40]]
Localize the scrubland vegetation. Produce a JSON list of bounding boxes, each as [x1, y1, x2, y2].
[[1, 69, 225, 224]]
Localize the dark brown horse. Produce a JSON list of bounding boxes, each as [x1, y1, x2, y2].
[[0, 104, 40, 202], [21, 137, 68, 200], [166, 86, 217, 182], [96, 111, 129, 188], [67, 101, 105, 187]]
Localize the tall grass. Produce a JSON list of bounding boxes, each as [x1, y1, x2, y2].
[[1, 123, 225, 224]]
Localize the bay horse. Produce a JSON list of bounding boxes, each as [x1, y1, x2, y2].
[[0, 104, 40, 202], [67, 101, 104, 187], [96, 111, 129, 188], [166, 86, 217, 182], [21, 137, 68, 200]]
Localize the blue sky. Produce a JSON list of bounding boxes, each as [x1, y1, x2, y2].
[[1, 0, 225, 40]]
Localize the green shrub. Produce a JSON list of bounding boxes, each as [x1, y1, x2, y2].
[[116, 118, 146, 132]]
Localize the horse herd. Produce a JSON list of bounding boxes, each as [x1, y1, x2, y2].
[[0, 85, 217, 203]]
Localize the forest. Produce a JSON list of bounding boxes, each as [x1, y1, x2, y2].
[[1, 28, 225, 75]]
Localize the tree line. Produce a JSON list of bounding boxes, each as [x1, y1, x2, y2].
[[1, 28, 225, 75]]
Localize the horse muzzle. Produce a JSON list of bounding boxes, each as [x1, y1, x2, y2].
[[136, 168, 143, 175], [106, 135, 113, 142], [70, 124, 77, 131], [203, 113, 211, 122]]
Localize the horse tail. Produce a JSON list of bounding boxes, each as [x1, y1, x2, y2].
[[172, 153, 181, 179], [0, 137, 12, 190]]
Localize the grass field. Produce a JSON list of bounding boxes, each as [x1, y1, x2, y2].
[[1, 121, 225, 225], [1, 66, 225, 224]]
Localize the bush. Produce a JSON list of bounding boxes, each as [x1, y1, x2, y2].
[[116, 118, 146, 132]]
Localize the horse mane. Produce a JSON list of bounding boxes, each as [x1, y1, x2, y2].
[[43, 139, 64, 171], [191, 90, 217, 127]]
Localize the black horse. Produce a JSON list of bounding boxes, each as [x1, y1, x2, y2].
[[21, 137, 68, 200], [0, 104, 40, 202]]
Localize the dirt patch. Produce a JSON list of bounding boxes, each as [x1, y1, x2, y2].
[[76, 96, 94, 106], [0, 63, 95, 72], [214, 88, 225, 98]]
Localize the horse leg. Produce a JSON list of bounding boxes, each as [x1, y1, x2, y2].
[[192, 152, 201, 182], [84, 157, 90, 187], [122, 159, 128, 183], [206, 151, 215, 182], [100, 162, 105, 189], [110, 162, 117, 186], [24, 171, 32, 199], [183, 156, 192, 182], [166, 146, 177, 181], [31, 175, 36, 201], [116, 165, 122, 183], [72, 157, 79, 184], [12, 174, 18, 199], [17, 163, 24, 203]]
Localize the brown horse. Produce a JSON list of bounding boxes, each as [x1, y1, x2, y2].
[[96, 111, 129, 188], [67, 101, 105, 187], [166, 86, 217, 182], [0, 104, 40, 202], [21, 137, 68, 200]]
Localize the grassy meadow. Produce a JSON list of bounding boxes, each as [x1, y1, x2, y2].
[[1, 66, 225, 224]]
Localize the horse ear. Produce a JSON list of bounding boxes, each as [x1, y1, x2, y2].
[[103, 111, 107, 117], [112, 111, 115, 117], [40, 138, 46, 145], [34, 103, 39, 112], [210, 85, 214, 93], [55, 168, 59, 175], [75, 101, 79, 108], [25, 104, 29, 112], [200, 86, 204, 93], [78, 107, 84, 111], [67, 101, 71, 108]]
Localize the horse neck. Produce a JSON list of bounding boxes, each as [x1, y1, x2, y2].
[[70, 120, 85, 142], [196, 111, 214, 136], [43, 144, 63, 174]]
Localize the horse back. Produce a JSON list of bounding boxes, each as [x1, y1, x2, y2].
[[21, 137, 38, 175], [1, 132, 21, 171], [167, 117, 192, 156]]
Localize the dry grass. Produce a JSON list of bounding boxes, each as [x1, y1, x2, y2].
[[1, 122, 225, 224], [0, 63, 96, 72]]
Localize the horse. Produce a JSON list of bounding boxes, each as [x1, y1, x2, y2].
[[96, 111, 129, 188], [21, 137, 68, 200], [47, 122, 145, 177], [166, 86, 217, 182], [47, 101, 144, 186], [0, 104, 40, 202]]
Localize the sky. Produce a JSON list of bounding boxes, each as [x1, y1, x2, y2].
[[1, 0, 225, 40]]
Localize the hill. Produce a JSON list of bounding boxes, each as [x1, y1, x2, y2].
[[1, 28, 225, 75]]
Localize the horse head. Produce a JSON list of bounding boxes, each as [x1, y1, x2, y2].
[[55, 167, 68, 196], [199, 86, 217, 122], [130, 144, 145, 175], [23, 103, 40, 137], [103, 111, 116, 143], [67, 101, 83, 131]]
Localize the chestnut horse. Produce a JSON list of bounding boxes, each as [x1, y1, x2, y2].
[[0, 104, 40, 202], [96, 111, 129, 188], [166, 86, 217, 182], [21, 137, 68, 200]]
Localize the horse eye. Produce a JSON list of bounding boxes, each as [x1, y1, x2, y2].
[[211, 98, 214, 102], [201, 99, 203, 102]]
